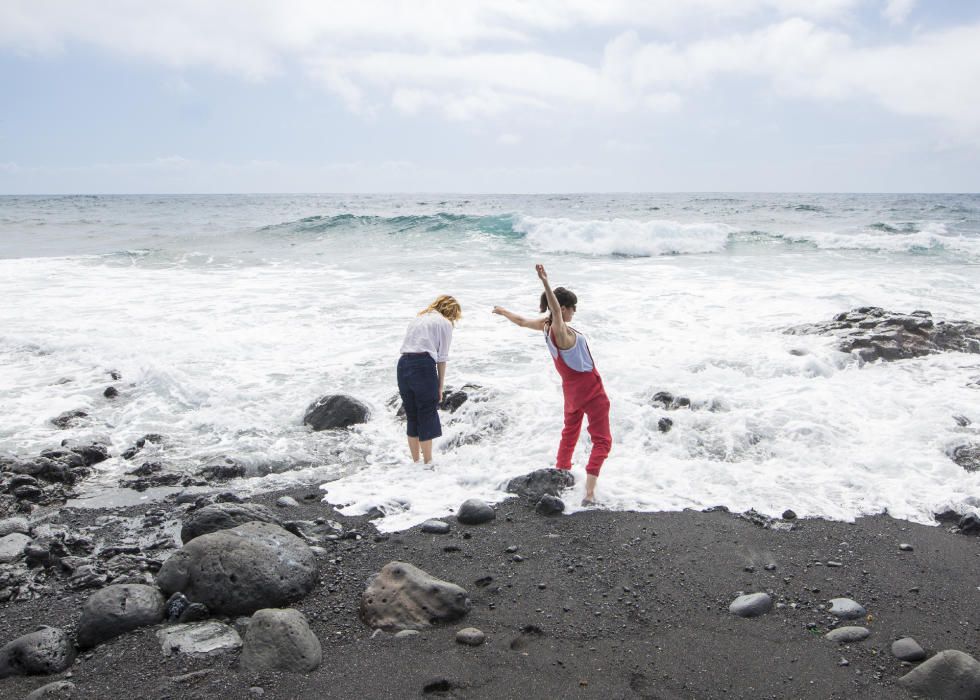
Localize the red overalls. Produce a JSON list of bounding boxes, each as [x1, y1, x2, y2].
[[548, 328, 612, 476]]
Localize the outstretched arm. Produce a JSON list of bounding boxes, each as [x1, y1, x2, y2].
[[537, 264, 575, 349], [492, 306, 547, 331]]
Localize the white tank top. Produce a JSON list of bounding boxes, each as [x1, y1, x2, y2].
[[544, 327, 594, 373]]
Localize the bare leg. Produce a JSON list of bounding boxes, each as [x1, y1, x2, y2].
[[420, 440, 434, 464], [582, 474, 598, 505], [407, 437, 420, 463]]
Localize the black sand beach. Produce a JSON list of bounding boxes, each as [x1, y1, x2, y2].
[[2, 481, 978, 700]]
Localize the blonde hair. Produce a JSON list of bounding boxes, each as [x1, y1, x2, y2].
[[419, 295, 462, 325]]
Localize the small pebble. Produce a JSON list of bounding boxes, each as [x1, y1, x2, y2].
[[898, 543, 913, 552]]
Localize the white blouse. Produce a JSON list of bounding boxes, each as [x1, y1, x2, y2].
[[399, 312, 453, 363]]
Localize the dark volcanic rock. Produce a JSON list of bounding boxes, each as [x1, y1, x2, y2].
[[389, 384, 483, 417], [951, 444, 980, 472], [303, 394, 370, 431], [25, 680, 77, 699], [103, 386, 119, 399], [658, 417, 673, 433], [786, 307, 980, 362], [120, 433, 165, 460], [157, 522, 318, 616], [180, 502, 282, 544], [0, 626, 75, 678], [958, 513, 980, 535], [457, 499, 496, 525], [360, 561, 470, 631], [50, 410, 88, 429], [535, 494, 565, 516], [506, 468, 575, 500], [76, 583, 165, 649], [199, 462, 247, 481], [239, 608, 322, 673]]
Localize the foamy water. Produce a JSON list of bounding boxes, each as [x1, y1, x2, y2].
[[1, 193, 978, 530]]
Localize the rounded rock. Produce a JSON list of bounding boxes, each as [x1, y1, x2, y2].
[[179, 502, 282, 544], [899, 649, 980, 700], [535, 495, 565, 516], [828, 598, 866, 620], [456, 628, 486, 646], [825, 626, 871, 643], [728, 592, 772, 618], [421, 520, 451, 535], [157, 522, 318, 616], [457, 499, 495, 525], [77, 584, 165, 649], [240, 608, 322, 674], [892, 637, 927, 662], [0, 627, 75, 679], [303, 394, 370, 431]]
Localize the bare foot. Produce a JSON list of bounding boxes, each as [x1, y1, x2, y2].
[[581, 495, 597, 507]]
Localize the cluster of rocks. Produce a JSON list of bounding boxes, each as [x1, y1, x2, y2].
[[786, 307, 980, 363], [728, 587, 980, 697], [1, 442, 109, 516]]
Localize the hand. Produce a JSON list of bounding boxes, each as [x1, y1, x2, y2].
[[438, 390, 444, 403], [492, 306, 505, 315], [536, 264, 548, 282]]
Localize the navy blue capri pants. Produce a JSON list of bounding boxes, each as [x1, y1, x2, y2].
[[397, 353, 442, 441]]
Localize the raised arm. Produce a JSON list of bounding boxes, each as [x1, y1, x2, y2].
[[537, 264, 575, 349], [492, 305, 547, 331]]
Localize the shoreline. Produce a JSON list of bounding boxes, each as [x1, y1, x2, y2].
[[2, 478, 979, 699]]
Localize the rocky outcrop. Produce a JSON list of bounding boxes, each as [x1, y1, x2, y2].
[[303, 394, 370, 431], [179, 502, 282, 544], [157, 522, 317, 616], [951, 444, 980, 472], [787, 307, 980, 362], [0, 626, 75, 678], [360, 562, 470, 631], [239, 608, 322, 673], [76, 583, 165, 649]]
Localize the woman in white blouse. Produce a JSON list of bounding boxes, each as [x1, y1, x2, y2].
[[397, 295, 462, 464]]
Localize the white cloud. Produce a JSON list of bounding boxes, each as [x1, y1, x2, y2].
[[1, 0, 978, 141], [882, 0, 915, 25]]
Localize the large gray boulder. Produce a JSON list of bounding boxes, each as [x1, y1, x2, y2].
[[76, 584, 165, 649], [360, 561, 470, 631], [303, 395, 370, 431], [180, 502, 282, 544], [240, 608, 322, 673], [157, 522, 317, 616], [0, 627, 75, 678], [899, 650, 980, 700], [505, 468, 575, 500]]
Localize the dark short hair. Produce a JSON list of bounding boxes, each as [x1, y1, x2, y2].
[[540, 287, 577, 313]]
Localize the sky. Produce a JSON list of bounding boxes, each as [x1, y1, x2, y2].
[[1, 0, 979, 193]]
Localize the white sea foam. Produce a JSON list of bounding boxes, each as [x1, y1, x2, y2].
[[1, 194, 979, 532], [515, 215, 735, 256], [777, 223, 980, 257]]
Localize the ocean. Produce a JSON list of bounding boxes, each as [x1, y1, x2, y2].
[[1, 193, 978, 531]]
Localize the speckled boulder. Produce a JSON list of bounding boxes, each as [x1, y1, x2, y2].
[[0, 627, 75, 678], [360, 561, 470, 631], [157, 522, 317, 616]]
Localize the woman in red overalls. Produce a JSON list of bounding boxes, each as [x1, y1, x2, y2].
[[493, 264, 612, 505]]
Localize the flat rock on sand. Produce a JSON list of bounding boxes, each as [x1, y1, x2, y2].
[[25, 681, 77, 699], [729, 592, 772, 618], [825, 626, 871, 643], [157, 522, 317, 616], [157, 621, 243, 657]]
